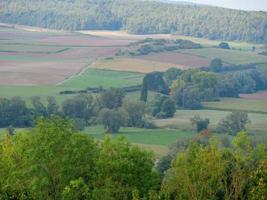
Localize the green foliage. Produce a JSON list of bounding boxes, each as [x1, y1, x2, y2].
[[0, 117, 98, 200], [62, 94, 96, 125], [117, 39, 201, 56], [145, 72, 169, 94], [0, 97, 33, 127], [1, 0, 267, 43], [209, 58, 223, 72], [6, 126, 15, 136], [98, 108, 129, 133], [190, 115, 210, 132], [47, 96, 60, 117], [31, 96, 48, 118], [162, 133, 267, 200], [160, 98, 176, 118], [218, 42, 230, 49], [0, 119, 266, 199], [0, 117, 160, 200], [123, 100, 145, 127], [164, 68, 182, 85], [217, 111, 250, 135], [99, 88, 125, 109], [93, 137, 160, 199], [173, 85, 202, 109], [248, 160, 267, 200], [62, 178, 90, 200]]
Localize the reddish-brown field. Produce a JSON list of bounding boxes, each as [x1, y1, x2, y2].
[[50, 47, 120, 60], [38, 35, 134, 46], [0, 60, 85, 85], [0, 25, 131, 85], [137, 52, 211, 68], [240, 91, 267, 100]]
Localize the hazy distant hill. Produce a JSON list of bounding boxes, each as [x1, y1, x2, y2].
[[1, 0, 267, 43]]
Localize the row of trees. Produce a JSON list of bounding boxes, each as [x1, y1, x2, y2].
[[116, 39, 202, 56], [1, 0, 267, 43], [0, 89, 152, 133], [0, 118, 266, 199]]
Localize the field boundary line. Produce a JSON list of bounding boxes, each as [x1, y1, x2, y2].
[[56, 61, 92, 86], [203, 107, 267, 115]]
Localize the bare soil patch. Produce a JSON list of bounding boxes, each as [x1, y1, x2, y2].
[[39, 34, 134, 46], [0, 60, 85, 85]]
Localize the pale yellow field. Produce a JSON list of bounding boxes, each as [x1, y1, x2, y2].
[[80, 30, 259, 50], [92, 57, 181, 73]]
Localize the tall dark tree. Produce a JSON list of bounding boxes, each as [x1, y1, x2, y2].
[[140, 76, 148, 102]]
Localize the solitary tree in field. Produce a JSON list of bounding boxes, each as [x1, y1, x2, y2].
[[219, 42, 230, 49], [98, 108, 128, 133], [190, 115, 210, 132]]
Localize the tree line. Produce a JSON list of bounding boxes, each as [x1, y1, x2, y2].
[[0, 89, 155, 133], [0, 117, 266, 199], [1, 0, 267, 43], [141, 61, 267, 109]]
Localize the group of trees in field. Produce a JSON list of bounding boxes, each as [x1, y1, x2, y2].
[[147, 61, 267, 109], [0, 118, 266, 199], [1, 0, 267, 43], [116, 39, 202, 56], [190, 110, 250, 136]]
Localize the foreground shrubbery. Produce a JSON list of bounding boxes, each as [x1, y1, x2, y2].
[[0, 118, 266, 200], [0, 117, 159, 200]]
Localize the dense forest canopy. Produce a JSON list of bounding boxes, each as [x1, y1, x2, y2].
[[1, 0, 267, 43]]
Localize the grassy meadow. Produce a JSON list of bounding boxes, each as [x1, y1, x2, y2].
[[203, 98, 267, 114], [154, 109, 267, 134], [0, 68, 144, 104], [179, 48, 267, 65]]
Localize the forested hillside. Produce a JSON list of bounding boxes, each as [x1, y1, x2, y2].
[[1, 0, 267, 43]]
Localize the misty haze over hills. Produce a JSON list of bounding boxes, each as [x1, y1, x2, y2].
[[166, 0, 267, 11]]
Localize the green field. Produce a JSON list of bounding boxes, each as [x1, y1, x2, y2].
[[0, 126, 194, 157], [203, 98, 267, 114], [0, 44, 68, 53], [154, 109, 267, 134], [0, 68, 144, 104], [173, 35, 260, 51], [83, 125, 195, 146], [62, 68, 144, 89], [179, 48, 267, 65]]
